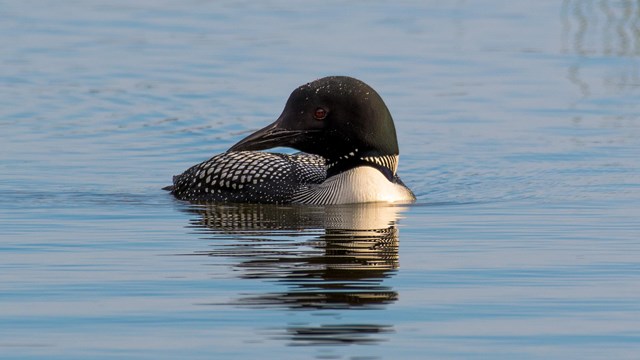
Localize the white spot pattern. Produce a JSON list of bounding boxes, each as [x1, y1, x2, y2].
[[171, 151, 325, 203]]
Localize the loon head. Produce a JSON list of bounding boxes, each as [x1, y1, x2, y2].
[[229, 76, 400, 178]]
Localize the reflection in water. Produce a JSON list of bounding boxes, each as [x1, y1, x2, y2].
[[182, 202, 407, 345], [561, 0, 640, 97], [278, 324, 394, 346]]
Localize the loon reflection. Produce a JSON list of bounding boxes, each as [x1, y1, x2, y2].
[[187, 203, 404, 309], [183, 203, 406, 345]]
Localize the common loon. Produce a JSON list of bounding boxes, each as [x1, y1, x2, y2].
[[167, 76, 415, 205]]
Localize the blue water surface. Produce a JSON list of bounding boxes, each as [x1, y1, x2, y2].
[[1, 1, 640, 359]]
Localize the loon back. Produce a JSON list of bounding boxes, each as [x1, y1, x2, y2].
[[167, 76, 416, 205], [170, 151, 325, 203], [169, 151, 414, 204]]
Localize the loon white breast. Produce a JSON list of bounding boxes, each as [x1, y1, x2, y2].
[[167, 76, 416, 205]]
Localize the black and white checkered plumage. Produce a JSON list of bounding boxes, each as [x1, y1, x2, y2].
[[170, 151, 326, 203]]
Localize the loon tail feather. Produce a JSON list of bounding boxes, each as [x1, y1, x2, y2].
[[162, 174, 180, 191]]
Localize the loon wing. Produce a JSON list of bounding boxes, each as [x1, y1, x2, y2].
[[169, 151, 326, 203]]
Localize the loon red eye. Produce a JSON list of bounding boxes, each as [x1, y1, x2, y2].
[[313, 107, 327, 120]]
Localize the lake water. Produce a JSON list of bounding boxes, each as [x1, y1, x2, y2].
[[2, 1, 640, 359]]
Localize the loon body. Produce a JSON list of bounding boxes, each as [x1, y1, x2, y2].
[[168, 76, 415, 205]]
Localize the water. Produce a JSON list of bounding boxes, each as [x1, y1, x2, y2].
[[1, 1, 640, 359]]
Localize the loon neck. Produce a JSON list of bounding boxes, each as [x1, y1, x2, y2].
[[326, 150, 399, 181]]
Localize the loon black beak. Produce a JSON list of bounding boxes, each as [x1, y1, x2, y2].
[[228, 119, 317, 152]]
